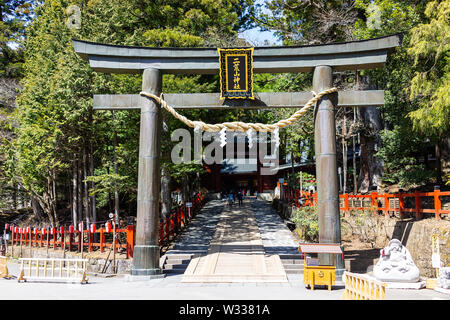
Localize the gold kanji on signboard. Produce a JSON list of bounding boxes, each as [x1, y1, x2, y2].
[[218, 48, 254, 100]]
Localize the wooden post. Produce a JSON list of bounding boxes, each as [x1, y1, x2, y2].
[[88, 230, 92, 252], [126, 225, 134, 259], [371, 191, 378, 215], [100, 228, 105, 253], [46, 229, 49, 257], [19, 229, 23, 258], [344, 193, 350, 217], [414, 190, 422, 220], [383, 193, 389, 217], [131, 67, 162, 277], [434, 186, 441, 220], [313, 65, 343, 274], [69, 229, 73, 252], [398, 189, 404, 219]]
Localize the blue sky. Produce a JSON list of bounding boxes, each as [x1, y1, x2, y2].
[[239, 28, 281, 46], [238, 0, 281, 46]]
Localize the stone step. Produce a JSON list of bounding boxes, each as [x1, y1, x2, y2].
[[280, 259, 304, 265], [164, 254, 195, 260], [283, 264, 304, 270], [165, 258, 191, 265], [163, 268, 187, 274], [285, 268, 304, 274], [164, 264, 189, 271], [278, 254, 303, 260]]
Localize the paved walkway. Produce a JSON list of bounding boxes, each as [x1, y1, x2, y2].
[[181, 200, 287, 283]]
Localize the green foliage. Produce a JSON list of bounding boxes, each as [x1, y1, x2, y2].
[[286, 171, 315, 189], [3, 0, 254, 222], [407, 0, 450, 136], [291, 205, 319, 242], [0, 0, 34, 77], [377, 127, 434, 187], [256, 0, 359, 45]]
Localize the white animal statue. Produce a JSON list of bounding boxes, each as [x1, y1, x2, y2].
[[373, 239, 420, 282], [438, 267, 450, 289]]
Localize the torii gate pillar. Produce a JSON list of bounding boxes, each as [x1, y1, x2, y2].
[[313, 66, 344, 275], [131, 68, 163, 276]]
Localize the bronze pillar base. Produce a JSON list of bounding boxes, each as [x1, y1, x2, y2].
[[131, 245, 161, 276]]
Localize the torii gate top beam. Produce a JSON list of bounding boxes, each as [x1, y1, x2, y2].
[[72, 34, 401, 74]]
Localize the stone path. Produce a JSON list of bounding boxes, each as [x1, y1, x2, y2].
[[166, 198, 299, 258], [181, 200, 288, 283], [251, 199, 299, 255], [167, 200, 224, 255]]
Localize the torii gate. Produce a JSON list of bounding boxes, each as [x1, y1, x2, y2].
[[73, 34, 401, 278]]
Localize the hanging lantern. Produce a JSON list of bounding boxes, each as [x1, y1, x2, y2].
[[69, 225, 74, 233], [9, 225, 13, 232], [5, 223, 8, 230], [78, 222, 83, 232], [42, 228, 46, 235], [60, 226, 64, 234], [33, 228, 37, 235], [90, 224, 96, 233], [105, 222, 111, 233]]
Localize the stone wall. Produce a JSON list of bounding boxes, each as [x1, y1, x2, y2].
[[341, 214, 450, 278]]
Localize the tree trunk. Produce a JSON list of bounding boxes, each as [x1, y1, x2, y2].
[[439, 136, 450, 184], [435, 141, 442, 185], [77, 157, 82, 224], [356, 72, 383, 193], [357, 106, 383, 192], [352, 107, 357, 194], [342, 110, 348, 193], [112, 111, 119, 225], [31, 196, 44, 222], [161, 166, 171, 218], [83, 146, 90, 225], [72, 157, 78, 225], [89, 141, 97, 225]]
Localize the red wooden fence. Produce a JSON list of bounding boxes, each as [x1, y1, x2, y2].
[[4, 192, 205, 258], [280, 183, 449, 220]]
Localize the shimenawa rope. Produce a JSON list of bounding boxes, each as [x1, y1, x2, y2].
[[139, 87, 337, 133]]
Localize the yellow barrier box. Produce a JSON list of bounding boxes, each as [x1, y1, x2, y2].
[[299, 243, 342, 291]]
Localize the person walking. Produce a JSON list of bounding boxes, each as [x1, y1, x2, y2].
[[228, 192, 234, 208], [237, 190, 243, 207]]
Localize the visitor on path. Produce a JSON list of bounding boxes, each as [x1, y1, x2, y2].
[[228, 192, 234, 208], [237, 190, 243, 207]]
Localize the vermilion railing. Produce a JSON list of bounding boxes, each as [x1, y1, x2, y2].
[[158, 192, 204, 246], [4, 192, 205, 258], [280, 183, 449, 220]]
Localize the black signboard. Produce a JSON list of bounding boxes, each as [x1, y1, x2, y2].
[[218, 48, 254, 100]]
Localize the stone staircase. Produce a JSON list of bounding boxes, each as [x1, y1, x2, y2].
[[279, 254, 304, 274], [161, 253, 196, 275], [162, 253, 305, 276]]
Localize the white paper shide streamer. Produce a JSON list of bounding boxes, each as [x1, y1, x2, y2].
[[219, 127, 227, 147], [246, 128, 255, 149], [273, 127, 280, 149]]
